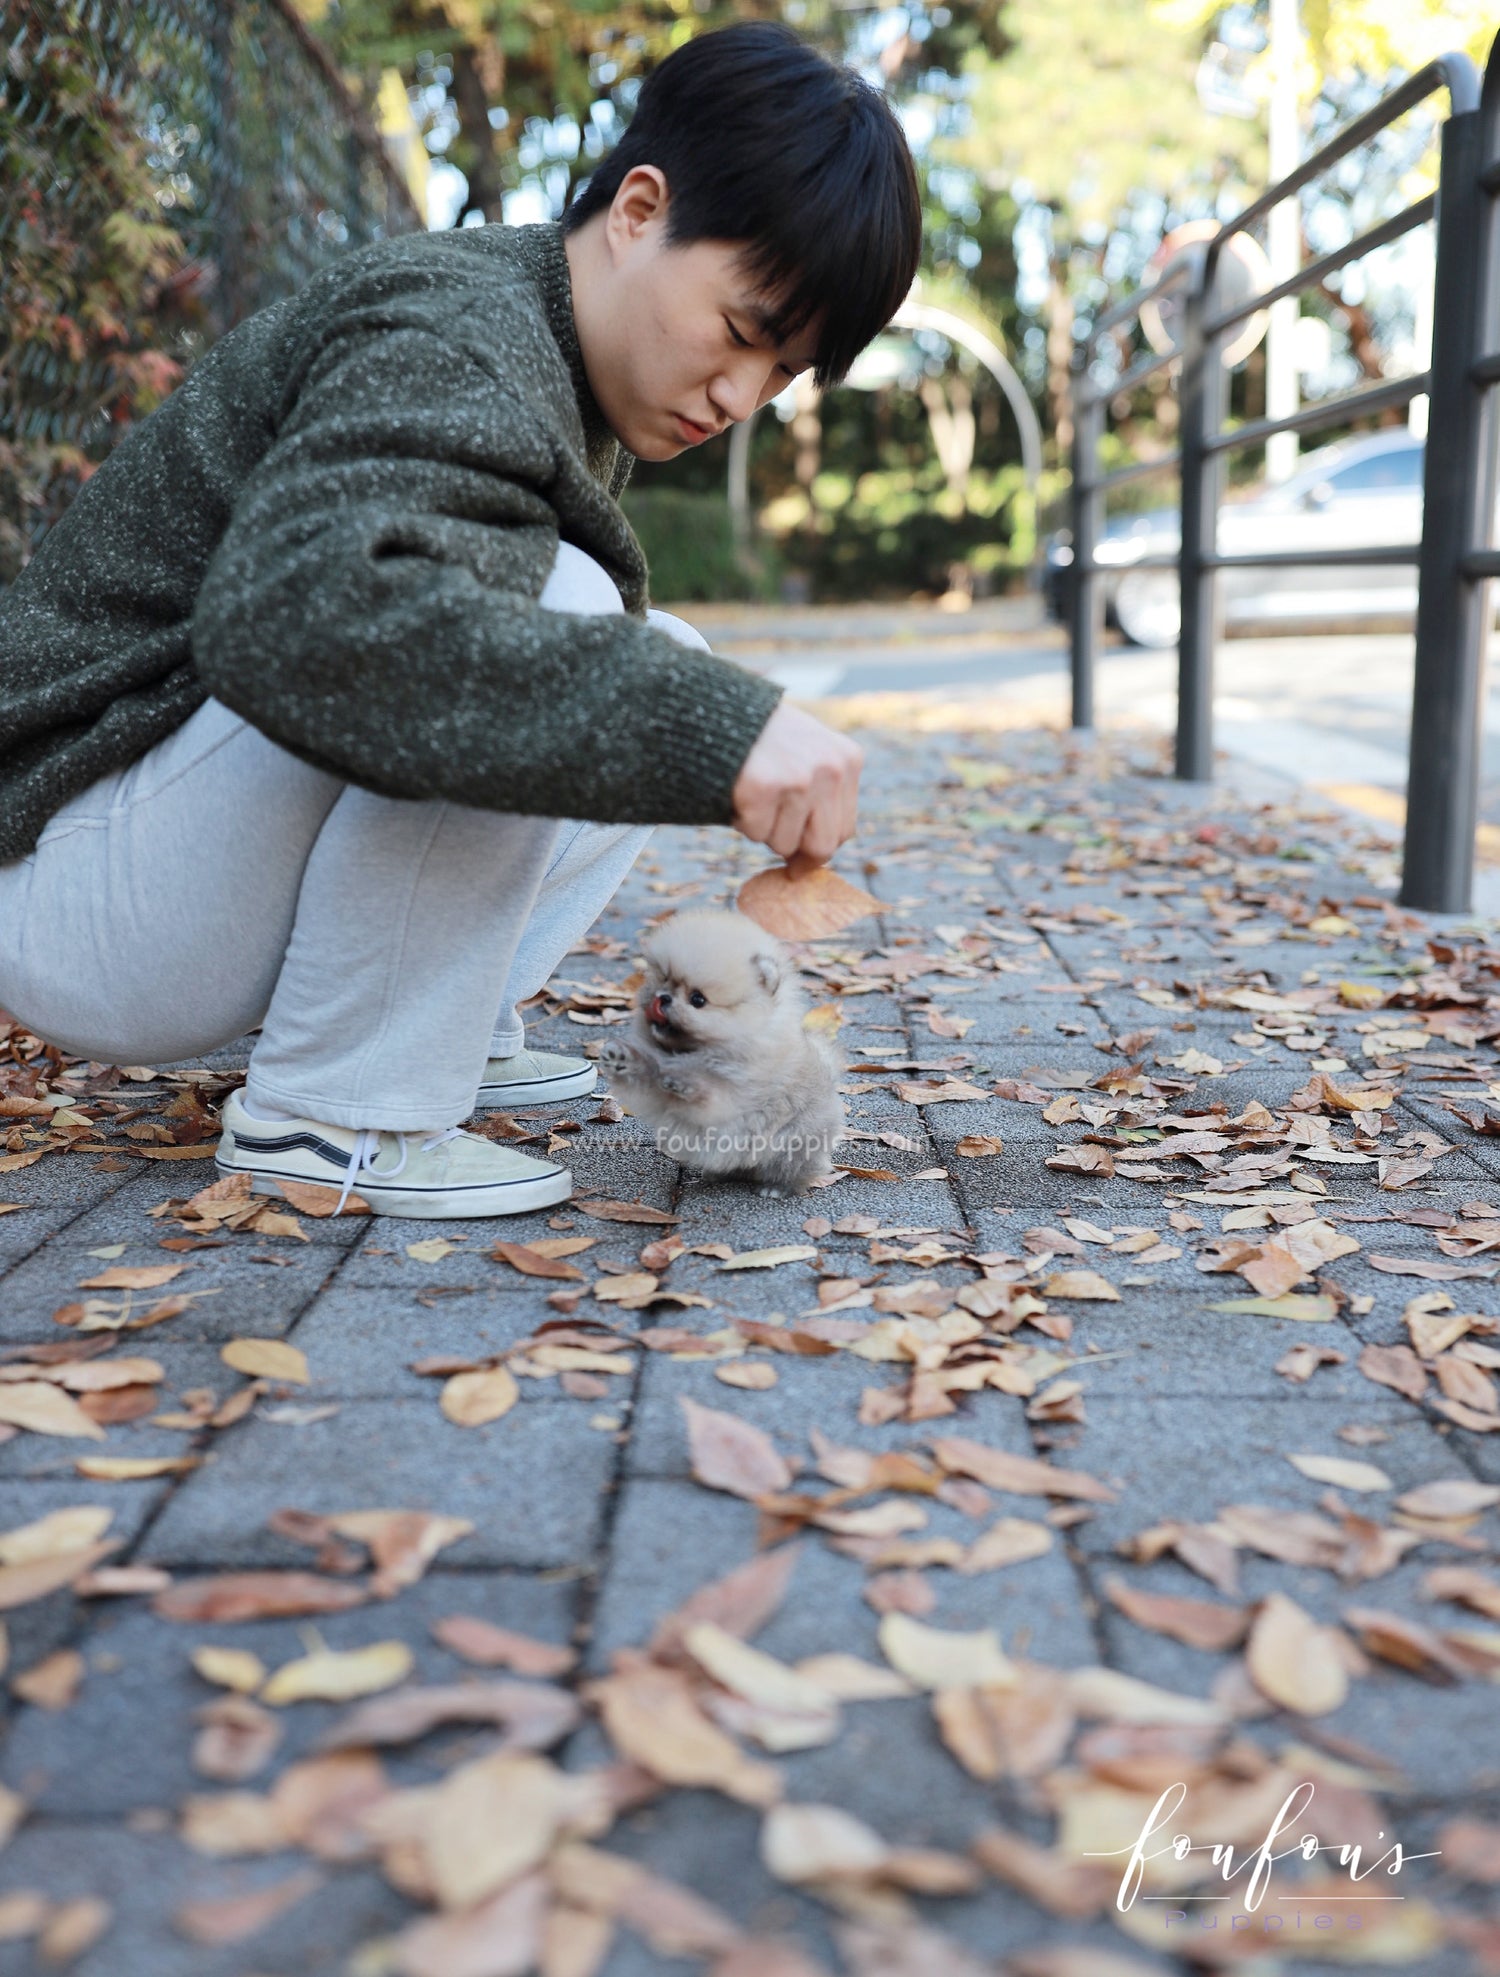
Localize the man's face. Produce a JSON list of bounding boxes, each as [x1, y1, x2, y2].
[[569, 169, 819, 462]]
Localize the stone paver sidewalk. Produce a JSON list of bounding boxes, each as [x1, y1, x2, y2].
[[0, 717, 1497, 1976]]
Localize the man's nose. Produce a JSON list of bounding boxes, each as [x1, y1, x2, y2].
[[709, 358, 779, 426]]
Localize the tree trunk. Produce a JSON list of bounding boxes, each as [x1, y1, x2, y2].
[[918, 373, 975, 500], [1046, 253, 1074, 459], [450, 40, 507, 223]]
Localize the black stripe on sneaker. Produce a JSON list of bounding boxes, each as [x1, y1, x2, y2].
[[229, 1127, 354, 1166]]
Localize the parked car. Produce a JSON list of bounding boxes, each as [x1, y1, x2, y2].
[[1043, 428, 1425, 648]]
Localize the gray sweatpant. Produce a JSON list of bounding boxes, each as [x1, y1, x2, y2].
[[0, 545, 707, 1132]]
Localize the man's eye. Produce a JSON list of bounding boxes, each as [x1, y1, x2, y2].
[[725, 320, 752, 348]]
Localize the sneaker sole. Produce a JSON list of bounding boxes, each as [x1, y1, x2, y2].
[[475, 1062, 598, 1106], [214, 1153, 572, 1220]]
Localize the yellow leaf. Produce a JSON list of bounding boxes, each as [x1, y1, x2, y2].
[[1042, 1270, 1120, 1302], [260, 1639, 413, 1707], [75, 1455, 201, 1481], [406, 1237, 456, 1264], [221, 1339, 309, 1385], [1338, 980, 1387, 1008], [440, 1365, 519, 1427], [191, 1646, 267, 1694]]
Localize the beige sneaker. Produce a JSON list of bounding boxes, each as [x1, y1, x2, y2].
[[475, 1047, 597, 1107], [216, 1089, 571, 1219]]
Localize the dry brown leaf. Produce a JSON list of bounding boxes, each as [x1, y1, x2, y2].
[[155, 1572, 367, 1624], [220, 1337, 308, 1385], [430, 1615, 577, 1677], [492, 1241, 586, 1281], [180, 1790, 289, 1857], [268, 1176, 370, 1216], [681, 1397, 792, 1499], [75, 1454, 199, 1481], [391, 1868, 548, 1977], [878, 1612, 1015, 1691], [737, 863, 880, 940], [1245, 1592, 1349, 1714], [191, 1696, 283, 1783], [77, 1262, 187, 1290], [959, 1519, 1053, 1574], [1359, 1342, 1429, 1401], [1396, 1478, 1500, 1520], [551, 1841, 744, 1957], [320, 1679, 579, 1753], [441, 1364, 520, 1427], [971, 1826, 1116, 1919], [575, 1199, 679, 1225], [933, 1666, 1075, 1780], [1341, 1604, 1471, 1683], [1042, 1270, 1119, 1302], [932, 1436, 1115, 1502], [715, 1362, 779, 1391], [543, 1905, 615, 1977], [0, 1383, 106, 1441], [1287, 1452, 1391, 1492], [1103, 1576, 1249, 1652], [12, 1647, 83, 1711], [37, 1897, 111, 1965], [173, 1868, 324, 1947], [0, 1540, 117, 1613], [649, 1546, 800, 1661], [761, 1802, 889, 1883], [591, 1660, 781, 1806]]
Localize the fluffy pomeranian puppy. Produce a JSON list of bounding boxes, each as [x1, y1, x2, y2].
[[597, 909, 843, 1194]]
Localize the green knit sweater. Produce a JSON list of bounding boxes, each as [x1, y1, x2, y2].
[[0, 222, 784, 863]]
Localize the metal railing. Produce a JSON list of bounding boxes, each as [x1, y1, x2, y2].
[[1069, 36, 1500, 913]]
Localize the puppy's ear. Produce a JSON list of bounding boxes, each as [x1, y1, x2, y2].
[[752, 950, 782, 996]]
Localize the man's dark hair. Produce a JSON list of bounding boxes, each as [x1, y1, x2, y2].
[[562, 22, 921, 389]]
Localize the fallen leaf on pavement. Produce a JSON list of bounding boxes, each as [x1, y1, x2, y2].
[[1287, 1453, 1391, 1492], [877, 1612, 1015, 1691], [682, 1398, 792, 1499], [1103, 1577, 1249, 1652], [155, 1572, 368, 1623], [260, 1639, 413, 1707], [0, 1383, 106, 1440], [441, 1364, 519, 1427], [221, 1338, 308, 1385], [319, 1679, 579, 1752], [932, 1436, 1116, 1502], [719, 1245, 818, 1271], [1245, 1592, 1350, 1714], [591, 1660, 782, 1806], [173, 1868, 324, 1947], [12, 1647, 83, 1710], [77, 1262, 187, 1290], [190, 1647, 267, 1694], [1042, 1271, 1120, 1302], [430, 1615, 577, 1677]]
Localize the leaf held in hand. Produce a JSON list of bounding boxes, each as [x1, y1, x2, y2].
[[737, 864, 880, 941]]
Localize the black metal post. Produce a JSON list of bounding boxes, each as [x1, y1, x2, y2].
[[1070, 353, 1103, 729], [1175, 247, 1224, 780], [1402, 105, 1492, 912]]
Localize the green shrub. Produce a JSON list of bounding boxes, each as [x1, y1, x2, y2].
[[622, 489, 780, 605]]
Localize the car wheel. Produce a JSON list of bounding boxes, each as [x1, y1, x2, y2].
[[1115, 569, 1180, 649]]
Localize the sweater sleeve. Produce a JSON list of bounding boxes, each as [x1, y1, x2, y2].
[[188, 312, 783, 826]]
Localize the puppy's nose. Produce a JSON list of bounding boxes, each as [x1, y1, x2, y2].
[[647, 992, 672, 1024]]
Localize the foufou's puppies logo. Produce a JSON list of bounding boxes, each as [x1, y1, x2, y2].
[[1082, 1781, 1439, 1933]]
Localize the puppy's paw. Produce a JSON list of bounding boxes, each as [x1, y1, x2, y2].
[[595, 1039, 633, 1077]]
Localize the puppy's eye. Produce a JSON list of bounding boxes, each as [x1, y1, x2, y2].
[[688, 990, 707, 1009]]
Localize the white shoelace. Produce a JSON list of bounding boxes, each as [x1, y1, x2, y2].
[[336, 1125, 468, 1213]]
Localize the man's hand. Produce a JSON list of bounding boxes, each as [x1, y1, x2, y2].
[[730, 699, 863, 864]]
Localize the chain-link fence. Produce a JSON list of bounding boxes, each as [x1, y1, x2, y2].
[[1, 0, 422, 571]]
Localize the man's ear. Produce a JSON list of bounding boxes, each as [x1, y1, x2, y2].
[[752, 951, 781, 996], [607, 165, 670, 258]]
